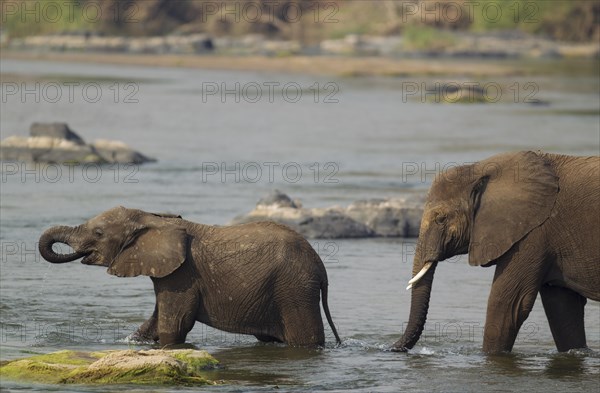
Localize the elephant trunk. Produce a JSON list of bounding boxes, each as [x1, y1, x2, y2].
[[39, 226, 84, 263], [392, 244, 438, 352]]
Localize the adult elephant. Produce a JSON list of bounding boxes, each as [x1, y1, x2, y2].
[[39, 207, 341, 348], [393, 151, 599, 354]]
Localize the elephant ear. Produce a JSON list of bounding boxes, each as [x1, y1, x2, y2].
[[468, 151, 558, 266], [108, 212, 188, 278]]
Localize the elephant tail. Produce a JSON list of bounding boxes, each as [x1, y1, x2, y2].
[[321, 283, 342, 345]]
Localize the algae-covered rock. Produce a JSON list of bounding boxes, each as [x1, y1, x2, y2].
[[0, 349, 218, 385]]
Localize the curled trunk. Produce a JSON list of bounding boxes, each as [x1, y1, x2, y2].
[[392, 245, 438, 351], [39, 226, 84, 263]]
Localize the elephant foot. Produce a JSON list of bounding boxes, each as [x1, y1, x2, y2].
[[127, 329, 159, 344], [390, 344, 409, 353]]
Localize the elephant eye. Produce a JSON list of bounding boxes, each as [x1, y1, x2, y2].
[[94, 228, 104, 237], [434, 214, 447, 225]]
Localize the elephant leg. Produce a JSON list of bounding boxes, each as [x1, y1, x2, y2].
[[157, 310, 197, 347], [483, 248, 546, 353], [255, 335, 283, 343], [540, 285, 587, 352], [132, 305, 159, 342], [281, 302, 325, 346], [156, 294, 198, 347]]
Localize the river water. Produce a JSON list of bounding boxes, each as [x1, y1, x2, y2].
[[0, 57, 598, 392]]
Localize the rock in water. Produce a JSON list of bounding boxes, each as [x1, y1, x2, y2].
[[91, 139, 155, 164], [231, 191, 424, 238], [29, 122, 86, 145], [231, 190, 375, 239], [0, 349, 218, 385], [345, 197, 424, 237], [0, 123, 156, 164], [256, 189, 299, 208]]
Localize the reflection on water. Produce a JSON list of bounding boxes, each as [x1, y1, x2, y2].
[[485, 351, 597, 379], [206, 345, 324, 386], [543, 353, 589, 378], [0, 58, 599, 392]]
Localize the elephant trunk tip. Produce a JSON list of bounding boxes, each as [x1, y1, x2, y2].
[[392, 327, 423, 353], [39, 225, 83, 264]]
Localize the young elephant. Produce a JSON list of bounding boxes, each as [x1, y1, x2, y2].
[[39, 207, 341, 347]]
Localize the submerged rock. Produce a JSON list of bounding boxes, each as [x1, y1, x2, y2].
[[0, 123, 155, 164], [0, 349, 218, 385], [231, 191, 424, 238]]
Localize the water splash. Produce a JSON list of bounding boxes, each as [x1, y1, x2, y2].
[[417, 347, 436, 355]]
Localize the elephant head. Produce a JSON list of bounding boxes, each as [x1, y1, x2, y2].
[[39, 207, 188, 278], [393, 151, 559, 351]]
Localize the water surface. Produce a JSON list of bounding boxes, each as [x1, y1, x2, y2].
[[1, 58, 598, 392]]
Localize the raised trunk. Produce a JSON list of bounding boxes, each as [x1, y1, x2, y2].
[[392, 244, 438, 352], [38, 226, 84, 263]]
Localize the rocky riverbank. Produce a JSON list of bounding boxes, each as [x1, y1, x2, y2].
[[0, 50, 519, 78], [3, 31, 598, 59]]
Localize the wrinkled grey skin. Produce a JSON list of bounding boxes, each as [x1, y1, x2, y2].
[[39, 207, 342, 347], [393, 151, 599, 354]]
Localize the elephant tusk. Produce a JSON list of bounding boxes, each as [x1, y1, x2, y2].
[[406, 262, 433, 290]]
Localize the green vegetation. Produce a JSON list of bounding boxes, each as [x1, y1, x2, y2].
[[0, 0, 597, 43], [0, 349, 219, 385], [402, 25, 457, 51], [468, 0, 598, 41], [1, 0, 93, 37], [171, 350, 220, 372]]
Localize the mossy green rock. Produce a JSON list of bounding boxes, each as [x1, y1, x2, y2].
[[0, 349, 219, 385]]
